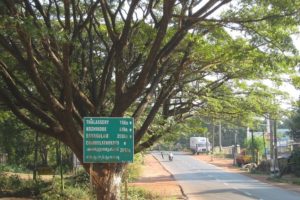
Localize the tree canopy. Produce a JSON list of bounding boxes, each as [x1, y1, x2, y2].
[[287, 99, 300, 141], [1, 1, 300, 199]]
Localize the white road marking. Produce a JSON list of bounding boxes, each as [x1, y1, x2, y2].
[[244, 192, 252, 196]]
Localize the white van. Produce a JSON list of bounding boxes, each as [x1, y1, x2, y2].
[[190, 137, 210, 154]]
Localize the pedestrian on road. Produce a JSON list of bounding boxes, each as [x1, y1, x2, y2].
[[161, 151, 164, 159]]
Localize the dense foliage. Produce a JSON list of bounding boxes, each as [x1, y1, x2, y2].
[[0, 112, 73, 172], [1, 1, 300, 199], [286, 100, 300, 141], [289, 149, 300, 177], [244, 136, 265, 155]]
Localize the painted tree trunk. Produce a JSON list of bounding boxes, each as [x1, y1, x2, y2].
[[91, 163, 126, 200]]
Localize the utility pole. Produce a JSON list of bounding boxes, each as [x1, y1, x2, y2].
[[205, 131, 208, 154], [211, 121, 215, 161], [33, 131, 39, 182], [269, 118, 274, 176], [251, 129, 255, 163], [273, 119, 279, 177], [233, 130, 238, 165], [262, 127, 267, 158], [219, 121, 222, 152], [59, 141, 64, 192]]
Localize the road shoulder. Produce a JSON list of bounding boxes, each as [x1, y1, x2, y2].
[[130, 153, 186, 199]]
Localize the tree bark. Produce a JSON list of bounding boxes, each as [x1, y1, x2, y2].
[[90, 163, 126, 200]]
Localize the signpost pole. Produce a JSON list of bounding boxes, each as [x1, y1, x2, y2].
[[125, 166, 128, 200], [33, 131, 38, 182], [59, 141, 64, 192], [89, 163, 93, 192]]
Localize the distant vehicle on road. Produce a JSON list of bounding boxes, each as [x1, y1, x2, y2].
[[190, 137, 210, 154]]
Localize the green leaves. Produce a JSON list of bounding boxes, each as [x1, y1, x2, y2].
[[1, 0, 300, 159], [291, 74, 300, 89], [244, 136, 265, 154], [221, 0, 299, 54]]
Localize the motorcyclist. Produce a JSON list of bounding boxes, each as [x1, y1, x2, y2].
[[168, 152, 173, 161]]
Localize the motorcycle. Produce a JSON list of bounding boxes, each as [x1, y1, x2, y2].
[[168, 153, 173, 161]]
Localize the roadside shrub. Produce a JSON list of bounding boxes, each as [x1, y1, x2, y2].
[[8, 174, 22, 188], [289, 149, 300, 177], [125, 153, 143, 182], [243, 137, 264, 161], [0, 174, 22, 191], [65, 169, 89, 188], [40, 177, 93, 200], [0, 164, 30, 173], [123, 187, 160, 200], [0, 173, 48, 197], [0, 172, 8, 191], [256, 160, 271, 173], [291, 178, 300, 185], [278, 158, 288, 173]]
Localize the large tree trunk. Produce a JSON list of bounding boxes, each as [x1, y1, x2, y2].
[[65, 134, 126, 200], [90, 163, 126, 200]]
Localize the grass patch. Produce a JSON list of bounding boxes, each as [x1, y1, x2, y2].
[[267, 176, 300, 186], [40, 177, 93, 200], [248, 170, 267, 175], [1, 168, 161, 200], [126, 153, 143, 182], [0, 164, 30, 173], [0, 173, 49, 198], [292, 179, 300, 185], [0, 171, 93, 199], [122, 186, 160, 200], [0, 154, 164, 200]]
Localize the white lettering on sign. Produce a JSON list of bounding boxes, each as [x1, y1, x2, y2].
[[85, 155, 120, 160], [117, 134, 128, 139], [120, 148, 131, 153], [86, 147, 119, 152], [86, 141, 119, 145], [86, 127, 107, 131], [86, 134, 109, 139], [120, 120, 129, 125], [86, 119, 109, 125], [119, 127, 128, 132]]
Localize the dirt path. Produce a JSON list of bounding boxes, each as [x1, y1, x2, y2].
[[130, 154, 186, 199]]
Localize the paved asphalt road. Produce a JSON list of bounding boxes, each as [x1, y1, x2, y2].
[[152, 151, 300, 200]]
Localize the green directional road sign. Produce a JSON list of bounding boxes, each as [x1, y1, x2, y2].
[[83, 117, 134, 163]]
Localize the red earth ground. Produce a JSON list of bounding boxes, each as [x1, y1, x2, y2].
[[131, 153, 300, 199], [130, 154, 186, 199]]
